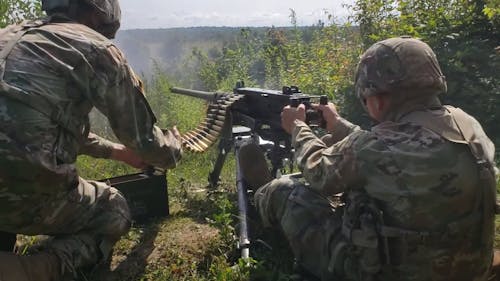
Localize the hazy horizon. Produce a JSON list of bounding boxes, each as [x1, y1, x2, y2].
[[120, 0, 353, 30]]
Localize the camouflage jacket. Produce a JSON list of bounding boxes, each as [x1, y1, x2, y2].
[[0, 17, 181, 191], [292, 105, 496, 281]]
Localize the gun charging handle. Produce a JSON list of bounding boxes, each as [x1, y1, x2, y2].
[[318, 95, 328, 128], [289, 95, 328, 128]]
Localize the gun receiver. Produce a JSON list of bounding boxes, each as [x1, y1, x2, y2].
[[171, 83, 327, 155]]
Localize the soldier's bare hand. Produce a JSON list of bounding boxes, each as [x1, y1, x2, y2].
[[312, 102, 341, 132], [281, 104, 306, 134], [111, 144, 148, 169]]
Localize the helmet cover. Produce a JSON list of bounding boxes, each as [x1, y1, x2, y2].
[[355, 37, 447, 100], [42, 0, 121, 38]]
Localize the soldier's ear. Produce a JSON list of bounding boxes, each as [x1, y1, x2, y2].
[[375, 93, 391, 112], [377, 97, 384, 111]]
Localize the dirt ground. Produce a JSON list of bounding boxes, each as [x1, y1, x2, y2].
[[90, 216, 220, 281]]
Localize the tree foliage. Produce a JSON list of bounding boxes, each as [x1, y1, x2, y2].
[[484, 0, 500, 26], [186, 11, 363, 105], [351, 0, 500, 148], [0, 0, 43, 28]]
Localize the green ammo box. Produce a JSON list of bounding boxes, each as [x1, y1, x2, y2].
[[102, 171, 170, 224]]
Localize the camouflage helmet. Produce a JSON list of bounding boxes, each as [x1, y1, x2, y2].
[[354, 37, 447, 100], [85, 0, 121, 24], [42, 0, 121, 38]]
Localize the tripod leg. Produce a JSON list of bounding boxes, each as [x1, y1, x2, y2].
[[235, 140, 251, 260], [208, 137, 233, 187], [208, 113, 234, 188]]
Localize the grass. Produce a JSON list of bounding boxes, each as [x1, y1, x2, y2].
[[77, 151, 243, 281]]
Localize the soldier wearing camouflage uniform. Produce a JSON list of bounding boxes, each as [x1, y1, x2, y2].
[[0, 0, 182, 280], [246, 37, 497, 281]]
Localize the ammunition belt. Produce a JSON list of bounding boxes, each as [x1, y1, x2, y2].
[[181, 94, 243, 152]]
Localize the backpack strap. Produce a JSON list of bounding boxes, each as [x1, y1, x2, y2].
[[0, 20, 88, 139], [445, 106, 495, 164], [0, 20, 49, 78], [446, 107, 497, 270]]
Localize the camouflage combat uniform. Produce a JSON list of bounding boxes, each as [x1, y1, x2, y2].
[[0, 15, 181, 280], [254, 38, 497, 281]]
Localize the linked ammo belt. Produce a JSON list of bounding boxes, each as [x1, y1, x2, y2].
[[181, 94, 243, 152]]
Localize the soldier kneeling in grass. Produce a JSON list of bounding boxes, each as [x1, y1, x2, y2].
[[0, 0, 182, 280], [240, 37, 498, 281]]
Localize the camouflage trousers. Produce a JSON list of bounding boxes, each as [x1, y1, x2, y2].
[[254, 176, 344, 281], [0, 177, 131, 281]]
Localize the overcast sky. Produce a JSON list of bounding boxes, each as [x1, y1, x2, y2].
[[120, 0, 353, 29]]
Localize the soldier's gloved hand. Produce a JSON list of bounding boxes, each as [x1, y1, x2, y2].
[[312, 102, 341, 133], [111, 144, 148, 169], [281, 104, 306, 134]]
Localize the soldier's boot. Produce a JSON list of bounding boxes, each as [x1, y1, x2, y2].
[[238, 141, 273, 191], [0, 251, 62, 281]]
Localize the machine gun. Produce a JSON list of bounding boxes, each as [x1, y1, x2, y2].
[[171, 82, 327, 259], [172, 82, 327, 184]]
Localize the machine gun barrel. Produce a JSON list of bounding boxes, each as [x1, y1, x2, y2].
[[170, 87, 222, 103]]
